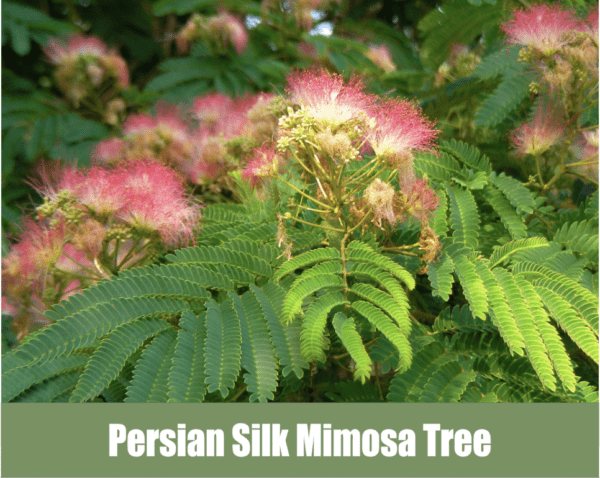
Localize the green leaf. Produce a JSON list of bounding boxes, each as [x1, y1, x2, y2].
[[300, 291, 347, 363], [453, 255, 488, 320], [332, 312, 372, 383], [474, 73, 532, 127], [70, 318, 172, 402], [484, 185, 527, 239], [204, 299, 242, 398], [168, 310, 208, 402], [489, 172, 535, 215], [347, 241, 415, 289], [232, 292, 279, 403], [125, 329, 178, 402], [427, 252, 455, 301], [489, 237, 550, 269], [445, 185, 479, 249], [3, 354, 89, 403], [250, 283, 308, 379], [492, 269, 557, 391], [352, 301, 412, 372], [274, 248, 341, 280]]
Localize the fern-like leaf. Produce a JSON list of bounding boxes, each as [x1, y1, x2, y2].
[[351, 283, 410, 336], [352, 301, 412, 372], [535, 287, 599, 364], [231, 292, 278, 403], [168, 310, 208, 402], [167, 245, 272, 277], [474, 73, 532, 127], [250, 283, 308, 379], [70, 318, 171, 402], [492, 269, 557, 391], [427, 252, 455, 301], [490, 172, 535, 214], [300, 291, 347, 363], [453, 255, 488, 320], [420, 361, 477, 403], [332, 312, 372, 383], [475, 261, 526, 356], [204, 299, 242, 398], [282, 274, 344, 323], [13, 296, 189, 367], [274, 247, 340, 279], [515, 277, 577, 392], [346, 241, 415, 289], [489, 237, 549, 269], [439, 139, 492, 174], [125, 329, 178, 402], [445, 185, 479, 249], [513, 262, 599, 333], [3, 354, 89, 402], [484, 185, 527, 239], [13, 371, 82, 403]]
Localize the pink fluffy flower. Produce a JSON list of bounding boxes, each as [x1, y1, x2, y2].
[[116, 160, 201, 247], [44, 34, 109, 64], [193, 93, 236, 135], [585, 6, 599, 40], [286, 68, 374, 124], [193, 93, 263, 138], [92, 138, 127, 164], [242, 145, 281, 187], [365, 45, 396, 72], [511, 98, 564, 156], [368, 98, 439, 167], [501, 4, 581, 54], [2, 219, 66, 288], [404, 178, 439, 222], [209, 11, 249, 54]]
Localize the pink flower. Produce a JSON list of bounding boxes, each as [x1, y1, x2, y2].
[[44, 34, 109, 64], [93, 138, 127, 164], [367, 98, 439, 165], [365, 45, 396, 72], [511, 98, 564, 156], [123, 114, 159, 136], [193, 93, 235, 135], [116, 160, 201, 247], [208, 11, 249, 54], [501, 4, 581, 54], [2, 219, 66, 287], [364, 178, 396, 227], [404, 178, 439, 222], [242, 145, 281, 186], [286, 68, 374, 124], [585, 6, 599, 40]]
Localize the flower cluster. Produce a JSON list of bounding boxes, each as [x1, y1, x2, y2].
[[503, 4, 598, 186], [176, 11, 248, 56], [2, 160, 201, 339], [44, 34, 129, 122], [93, 93, 284, 187], [250, 68, 440, 262]]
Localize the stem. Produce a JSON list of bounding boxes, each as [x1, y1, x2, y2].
[[227, 385, 248, 402], [58, 251, 105, 280], [278, 177, 332, 211], [565, 157, 599, 168], [287, 215, 345, 233], [382, 243, 420, 253], [564, 169, 599, 186]]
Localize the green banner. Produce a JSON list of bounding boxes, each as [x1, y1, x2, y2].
[[2, 403, 598, 477]]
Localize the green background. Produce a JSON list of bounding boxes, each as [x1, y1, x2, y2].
[[2, 403, 598, 477]]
